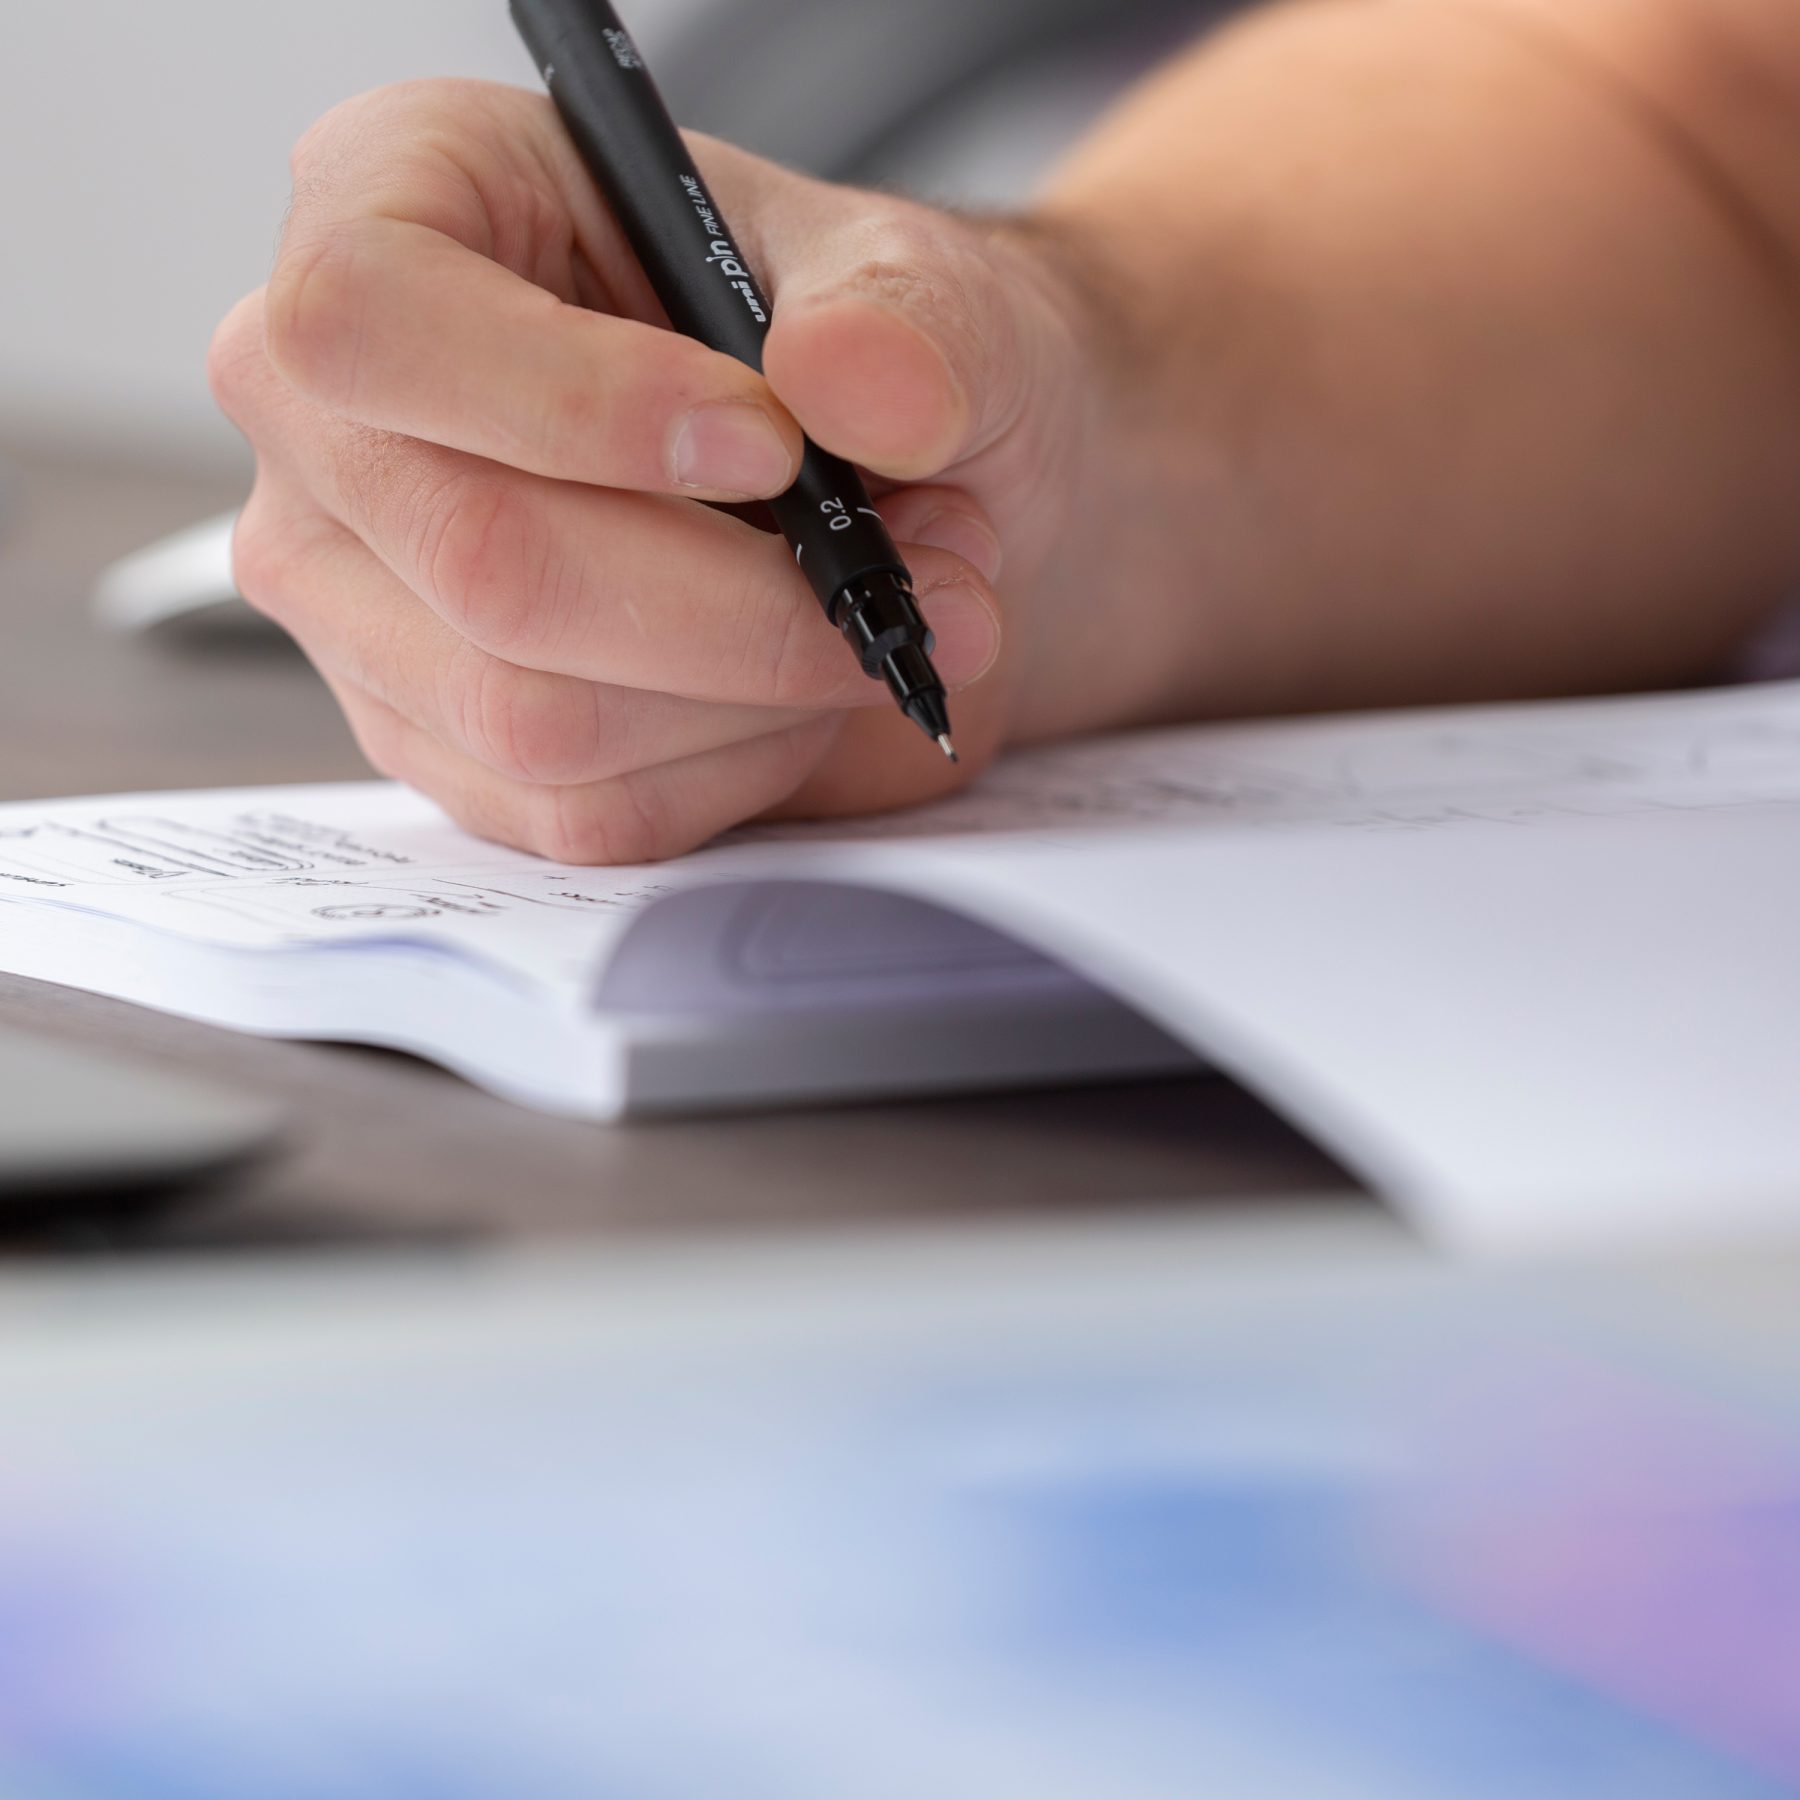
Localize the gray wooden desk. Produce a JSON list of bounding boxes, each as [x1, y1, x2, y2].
[[0, 438, 1365, 1248]]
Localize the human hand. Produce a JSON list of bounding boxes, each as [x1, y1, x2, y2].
[[210, 80, 1115, 863]]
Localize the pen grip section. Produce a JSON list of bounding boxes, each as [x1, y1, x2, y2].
[[770, 455, 910, 628]]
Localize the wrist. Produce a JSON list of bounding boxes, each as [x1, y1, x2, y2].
[[982, 207, 1228, 739]]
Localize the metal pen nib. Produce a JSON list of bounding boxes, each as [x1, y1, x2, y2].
[[838, 576, 958, 760], [896, 674, 955, 758]]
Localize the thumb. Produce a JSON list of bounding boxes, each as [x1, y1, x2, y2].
[[700, 140, 1033, 481]]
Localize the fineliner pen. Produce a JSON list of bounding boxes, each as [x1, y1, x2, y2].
[[509, 0, 959, 760]]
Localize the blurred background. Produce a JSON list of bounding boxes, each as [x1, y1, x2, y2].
[[0, 0, 1222, 476]]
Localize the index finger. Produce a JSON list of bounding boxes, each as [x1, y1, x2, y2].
[[265, 81, 806, 502]]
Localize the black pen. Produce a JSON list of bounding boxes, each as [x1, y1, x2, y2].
[[510, 0, 959, 761]]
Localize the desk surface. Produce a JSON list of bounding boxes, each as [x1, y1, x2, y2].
[[0, 438, 1363, 1249]]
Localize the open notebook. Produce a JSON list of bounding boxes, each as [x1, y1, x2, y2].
[[6, 679, 1800, 1253]]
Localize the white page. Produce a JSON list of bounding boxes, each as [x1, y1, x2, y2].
[[784, 681, 1800, 1252], [4, 680, 1800, 1251], [819, 809, 1800, 1254], [0, 780, 1185, 1114], [0, 783, 675, 987]]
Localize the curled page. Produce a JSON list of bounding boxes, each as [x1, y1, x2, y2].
[[4, 678, 1800, 1252]]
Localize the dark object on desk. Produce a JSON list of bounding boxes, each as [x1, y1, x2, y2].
[[0, 1028, 283, 1231]]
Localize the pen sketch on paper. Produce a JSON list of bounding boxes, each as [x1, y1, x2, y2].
[[4, 684, 1800, 931], [741, 687, 1800, 844], [0, 813, 411, 889], [168, 872, 680, 936], [0, 805, 681, 967]]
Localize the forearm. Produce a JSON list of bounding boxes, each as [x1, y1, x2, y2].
[[1028, 0, 1800, 729]]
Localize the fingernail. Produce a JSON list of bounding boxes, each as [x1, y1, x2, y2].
[[919, 581, 1003, 690], [673, 404, 795, 497], [911, 508, 1004, 587]]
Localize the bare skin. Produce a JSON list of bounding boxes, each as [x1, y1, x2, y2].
[[209, 0, 1800, 864]]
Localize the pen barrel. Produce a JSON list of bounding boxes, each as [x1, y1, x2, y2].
[[509, 0, 912, 627], [512, 0, 768, 364]]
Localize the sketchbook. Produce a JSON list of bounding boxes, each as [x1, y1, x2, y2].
[[5, 680, 1800, 1253]]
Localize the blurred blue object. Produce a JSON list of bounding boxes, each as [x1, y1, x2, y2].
[[0, 1217, 1797, 1797]]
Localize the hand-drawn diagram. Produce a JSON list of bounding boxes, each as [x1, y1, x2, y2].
[[741, 742, 1335, 844], [1330, 734, 1641, 798], [0, 793, 683, 961], [744, 700, 1800, 844], [162, 872, 679, 938], [313, 902, 440, 924], [0, 812, 414, 887], [7, 687, 1800, 922], [975, 749, 1329, 827]]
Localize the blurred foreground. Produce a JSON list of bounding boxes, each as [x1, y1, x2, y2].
[[1, 1212, 1796, 1797]]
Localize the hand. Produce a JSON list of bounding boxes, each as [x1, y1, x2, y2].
[[210, 80, 1112, 863]]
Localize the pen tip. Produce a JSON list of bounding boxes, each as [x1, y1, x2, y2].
[[937, 734, 959, 764]]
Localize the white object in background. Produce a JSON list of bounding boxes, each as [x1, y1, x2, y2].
[[92, 512, 257, 636]]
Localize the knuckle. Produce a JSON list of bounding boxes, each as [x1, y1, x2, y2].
[[287, 86, 413, 188], [771, 625, 849, 709], [842, 217, 949, 312], [680, 554, 807, 705], [229, 500, 298, 623], [288, 95, 365, 184], [496, 300, 617, 470], [531, 778, 666, 868], [753, 582, 807, 701], [343, 699, 409, 782], [206, 292, 273, 424], [458, 654, 606, 786], [751, 579, 848, 708], [529, 365, 609, 472], [842, 212, 992, 398], [265, 225, 364, 402], [412, 473, 542, 655]]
